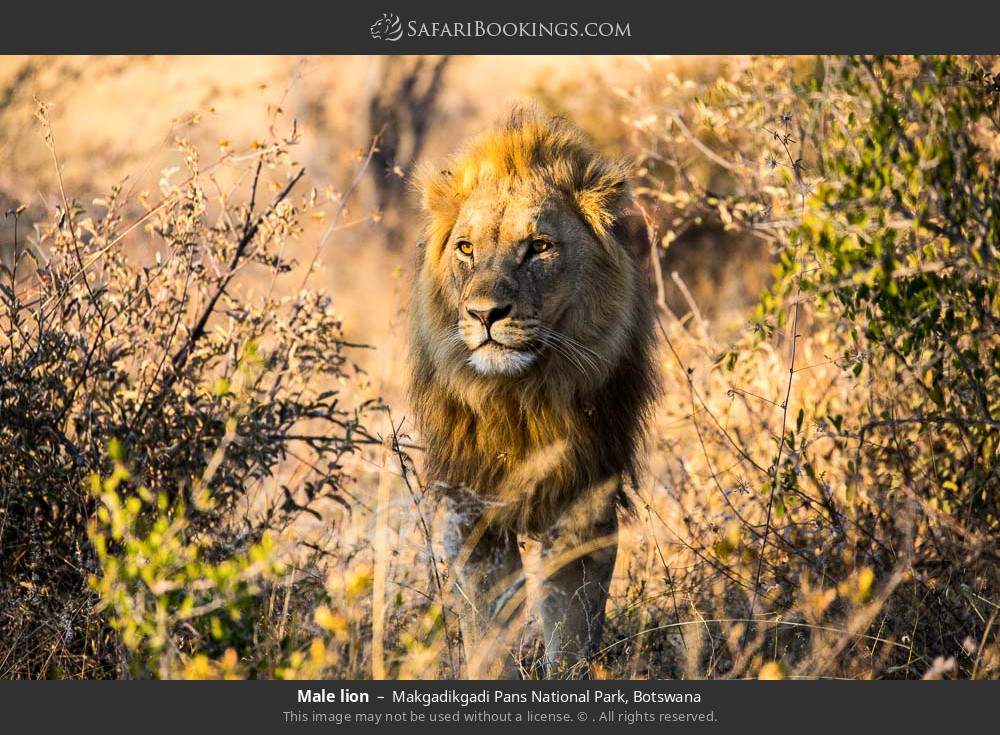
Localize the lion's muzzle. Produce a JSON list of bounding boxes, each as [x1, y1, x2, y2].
[[460, 297, 539, 376]]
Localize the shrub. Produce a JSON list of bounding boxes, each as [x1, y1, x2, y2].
[[87, 445, 285, 678], [602, 54, 999, 678], [0, 105, 377, 678], [774, 55, 999, 674]]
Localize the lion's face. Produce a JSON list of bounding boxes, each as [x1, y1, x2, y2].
[[450, 182, 604, 376], [421, 177, 636, 383]]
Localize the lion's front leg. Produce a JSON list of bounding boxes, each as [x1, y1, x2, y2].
[[538, 479, 619, 677], [442, 494, 525, 679]]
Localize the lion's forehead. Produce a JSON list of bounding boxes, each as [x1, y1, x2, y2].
[[455, 187, 570, 248]]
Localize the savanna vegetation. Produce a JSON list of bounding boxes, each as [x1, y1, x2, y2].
[[1, 54, 997, 679]]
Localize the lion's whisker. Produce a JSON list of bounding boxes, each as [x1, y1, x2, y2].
[[538, 329, 601, 375], [538, 326, 611, 367], [536, 332, 597, 381]]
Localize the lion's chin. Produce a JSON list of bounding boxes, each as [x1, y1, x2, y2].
[[467, 343, 537, 377]]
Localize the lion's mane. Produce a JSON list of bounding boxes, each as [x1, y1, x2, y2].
[[410, 110, 658, 534]]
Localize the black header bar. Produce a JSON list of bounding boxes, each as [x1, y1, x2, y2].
[[5, 1, 1000, 54]]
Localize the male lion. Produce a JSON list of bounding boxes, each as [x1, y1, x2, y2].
[[410, 110, 658, 678]]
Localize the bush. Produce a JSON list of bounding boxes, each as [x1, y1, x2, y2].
[[87, 446, 285, 678], [775, 55, 999, 675], [598, 54, 999, 678], [0, 105, 377, 678]]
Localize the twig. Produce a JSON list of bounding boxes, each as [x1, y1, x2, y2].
[[170, 166, 305, 376], [746, 275, 802, 630]]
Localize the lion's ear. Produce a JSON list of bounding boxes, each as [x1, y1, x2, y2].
[[611, 200, 652, 265], [416, 166, 458, 219]]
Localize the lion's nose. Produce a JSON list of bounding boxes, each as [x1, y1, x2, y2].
[[467, 302, 512, 329]]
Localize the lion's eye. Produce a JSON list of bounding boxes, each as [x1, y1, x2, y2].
[[529, 238, 552, 255], [456, 241, 474, 257]]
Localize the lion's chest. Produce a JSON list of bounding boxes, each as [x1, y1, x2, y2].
[[434, 395, 598, 493], [432, 397, 615, 533]]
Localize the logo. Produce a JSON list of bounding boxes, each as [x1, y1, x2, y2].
[[370, 12, 403, 41]]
